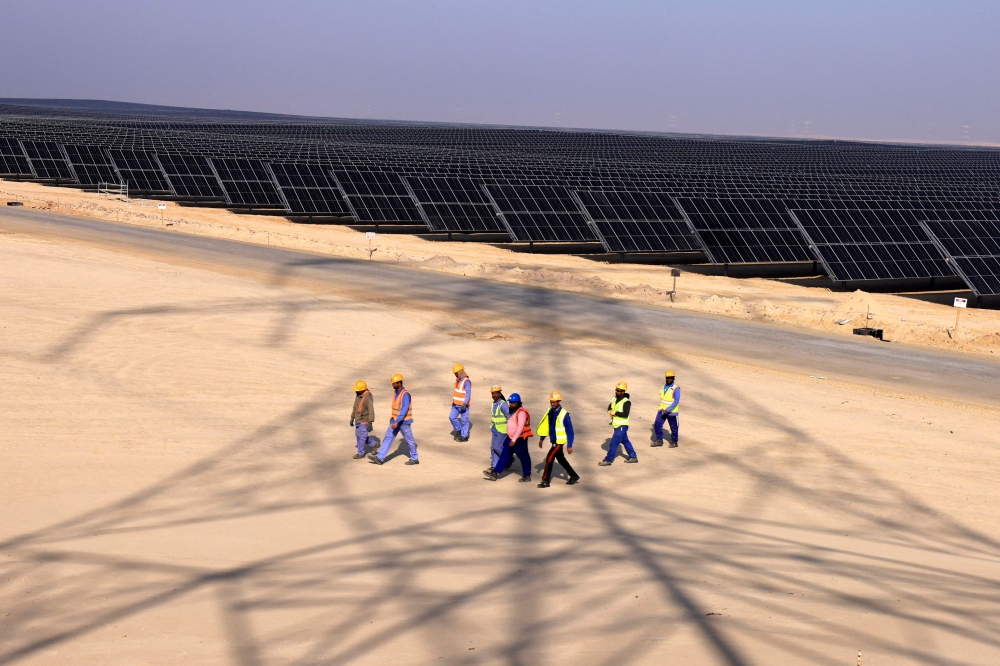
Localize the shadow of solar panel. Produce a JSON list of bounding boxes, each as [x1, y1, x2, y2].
[[210, 158, 284, 208], [405, 177, 506, 232], [20, 140, 74, 180], [0, 138, 31, 176], [107, 150, 171, 193], [155, 154, 225, 199], [332, 170, 424, 223], [575, 190, 701, 253], [485, 184, 597, 242], [676, 198, 814, 263], [269, 163, 350, 215], [63, 145, 120, 186], [922, 210, 1000, 295], [791, 208, 953, 282]]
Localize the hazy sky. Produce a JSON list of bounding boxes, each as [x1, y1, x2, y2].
[[2, 1, 998, 143]]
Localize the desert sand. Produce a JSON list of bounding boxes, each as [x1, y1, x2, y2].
[[2, 214, 1000, 665], [2, 179, 998, 358]]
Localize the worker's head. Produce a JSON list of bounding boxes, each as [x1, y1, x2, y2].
[[353, 379, 367, 394], [390, 373, 404, 390], [490, 385, 503, 401], [508, 392, 522, 408], [548, 391, 562, 408], [452, 363, 465, 378], [665, 370, 676, 385], [615, 381, 627, 396]]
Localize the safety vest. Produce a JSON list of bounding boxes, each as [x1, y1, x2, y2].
[[392, 388, 413, 422], [511, 407, 533, 440], [491, 400, 508, 431], [611, 396, 630, 428], [453, 377, 470, 406], [536, 408, 569, 445], [658, 385, 679, 413]]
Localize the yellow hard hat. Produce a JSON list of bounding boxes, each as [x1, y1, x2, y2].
[[549, 391, 563, 401], [665, 370, 676, 378], [390, 373, 404, 383], [615, 381, 628, 391], [353, 380, 367, 391], [452, 363, 465, 373], [490, 385, 503, 392]]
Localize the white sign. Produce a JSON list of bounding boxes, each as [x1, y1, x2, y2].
[[954, 297, 968, 308], [366, 232, 376, 239], [157, 203, 167, 210]]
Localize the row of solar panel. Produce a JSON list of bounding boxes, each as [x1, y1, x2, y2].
[[1, 138, 998, 296]]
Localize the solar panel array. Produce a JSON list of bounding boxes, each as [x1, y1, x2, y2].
[[1, 100, 999, 299]]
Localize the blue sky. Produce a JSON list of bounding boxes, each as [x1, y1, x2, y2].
[[2, 1, 998, 142]]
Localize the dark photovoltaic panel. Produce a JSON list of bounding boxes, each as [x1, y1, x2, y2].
[[20, 140, 74, 180], [921, 211, 1000, 295], [790, 208, 953, 281], [210, 158, 285, 208], [269, 163, 350, 215], [405, 177, 506, 232], [63, 144, 121, 186], [484, 184, 598, 243], [676, 198, 814, 264], [574, 190, 702, 253], [0, 137, 31, 176], [107, 149, 171, 193], [155, 154, 225, 199], [332, 170, 424, 223]]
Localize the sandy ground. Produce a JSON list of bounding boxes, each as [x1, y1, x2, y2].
[[2, 179, 998, 358], [3, 224, 1000, 665]]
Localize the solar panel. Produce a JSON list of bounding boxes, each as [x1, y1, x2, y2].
[[332, 170, 424, 223], [0, 137, 31, 176], [405, 176, 506, 232], [484, 184, 598, 242], [675, 198, 815, 263], [920, 210, 1000, 295], [154, 154, 226, 199], [268, 163, 350, 215], [790, 208, 954, 281], [63, 145, 121, 186], [210, 158, 285, 208], [20, 140, 74, 180], [574, 190, 703, 253], [107, 149, 171, 193]]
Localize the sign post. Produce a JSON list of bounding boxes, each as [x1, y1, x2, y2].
[[366, 231, 376, 260], [158, 203, 166, 226], [953, 297, 967, 336]]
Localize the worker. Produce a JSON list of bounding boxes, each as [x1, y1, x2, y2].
[[449, 363, 472, 441], [369, 373, 419, 465], [599, 381, 637, 465], [483, 392, 533, 482], [350, 380, 375, 459], [487, 385, 509, 471], [653, 370, 680, 448], [536, 391, 580, 488]]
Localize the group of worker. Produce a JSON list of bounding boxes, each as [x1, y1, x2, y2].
[[350, 363, 681, 487]]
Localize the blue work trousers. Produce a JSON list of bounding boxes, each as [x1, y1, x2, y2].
[[377, 421, 418, 462], [604, 425, 636, 462], [355, 423, 373, 455], [449, 404, 471, 437], [490, 429, 507, 468], [653, 411, 679, 444], [494, 437, 531, 477]]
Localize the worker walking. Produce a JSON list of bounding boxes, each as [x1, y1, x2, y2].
[[599, 381, 637, 465], [449, 363, 472, 442], [483, 393, 533, 483], [369, 373, 419, 466], [653, 370, 680, 448], [488, 385, 509, 470], [350, 380, 375, 459], [536, 392, 580, 488]]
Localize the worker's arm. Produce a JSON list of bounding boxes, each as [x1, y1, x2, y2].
[[666, 387, 680, 412], [463, 379, 471, 407], [564, 414, 574, 449]]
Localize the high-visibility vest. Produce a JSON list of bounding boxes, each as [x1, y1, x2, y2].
[[491, 400, 508, 431], [392, 388, 413, 422], [453, 377, 470, 405], [536, 408, 569, 445], [659, 385, 679, 413], [611, 396, 630, 428], [511, 407, 533, 440]]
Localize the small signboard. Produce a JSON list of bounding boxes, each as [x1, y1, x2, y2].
[[366, 232, 376, 239], [157, 203, 167, 210], [954, 297, 968, 308]]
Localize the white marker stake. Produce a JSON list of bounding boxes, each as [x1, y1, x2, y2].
[[366, 231, 376, 260], [158, 203, 166, 225], [954, 297, 967, 335]]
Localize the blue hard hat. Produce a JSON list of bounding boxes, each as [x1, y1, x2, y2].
[[508, 393, 521, 402]]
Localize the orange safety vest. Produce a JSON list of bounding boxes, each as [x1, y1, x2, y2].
[[511, 407, 533, 440], [392, 388, 413, 422], [452, 377, 470, 405]]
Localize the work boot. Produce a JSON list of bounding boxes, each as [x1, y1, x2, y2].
[[625, 457, 639, 463], [537, 481, 550, 488], [669, 441, 678, 448], [458, 436, 470, 442], [519, 475, 532, 483], [483, 469, 498, 481], [450, 429, 460, 438], [566, 477, 580, 485], [482, 468, 495, 476], [651, 439, 664, 447], [598, 460, 613, 467], [405, 458, 420, 465], [352, 453, 365, 459], [368, 455, 384, 465]]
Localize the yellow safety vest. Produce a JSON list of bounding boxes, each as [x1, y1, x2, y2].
[[659, 385, 679, 413], [536, 409, 569, 444], [491, 401, 508, 430], [611, 396, 630, 428]]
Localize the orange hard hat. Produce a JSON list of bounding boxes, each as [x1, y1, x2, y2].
[[390, 373, 404, 383], [549, 391, 563, 401]]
